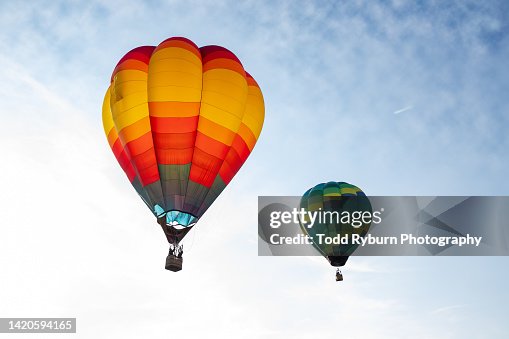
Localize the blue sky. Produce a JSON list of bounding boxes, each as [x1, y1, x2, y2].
[[0, 1, 508, 338]]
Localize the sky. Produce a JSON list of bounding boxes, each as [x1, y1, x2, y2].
[[0, 0, 508, 338]]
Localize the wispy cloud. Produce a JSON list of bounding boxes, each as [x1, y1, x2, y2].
[[393, 105, 413, 115], [431, 304, 467, 315], [0, 54, 81, 116]]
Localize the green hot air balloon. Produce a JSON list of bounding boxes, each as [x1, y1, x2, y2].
[[298, 182, 372, 281]]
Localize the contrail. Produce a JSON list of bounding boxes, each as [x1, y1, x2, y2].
[[393, 105, 413, 114], [430, 304, 467, 315]]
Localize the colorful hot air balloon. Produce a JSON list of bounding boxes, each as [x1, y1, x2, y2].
[[102, 37, 264, 271], [298, 182, 371, 276]]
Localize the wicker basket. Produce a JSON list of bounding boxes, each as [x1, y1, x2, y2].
[[165, 254, 183, 272]]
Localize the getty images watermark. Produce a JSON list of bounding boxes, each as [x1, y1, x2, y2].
[[267, 206, 481, 247], [258, 196, 509, 256]]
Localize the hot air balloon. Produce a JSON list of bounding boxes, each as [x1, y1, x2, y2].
[[298, 182, 371, 281], [102, 37, 264, 271]]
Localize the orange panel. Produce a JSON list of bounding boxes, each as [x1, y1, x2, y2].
[[148, 102, 201, 118], [236, 123, 257, 151], [118, 116, 151, 144], [113, 59, 149, 75], [106, 128, 118, 148]]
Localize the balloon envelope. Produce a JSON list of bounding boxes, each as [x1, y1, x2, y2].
[[298, 182, 372, 267], [102, 37, 264, 243]]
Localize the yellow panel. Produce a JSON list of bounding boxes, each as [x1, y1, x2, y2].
[[340, 188, 360, 195], [148, 71, 202, 89], [242, 88, 265, 138], [248, 85, 264, 101], [201, 78, 247, 104], [112, 83, 147, 103], [113, 69, 147, 85], [201, 90, 246, 119], [118, 116, 151, 143], [148, 49, 203, 105], [203, 69, 246, 88], [242, 111, 264, 139], [199, 103, 242, 132], [148, 86, 202, 102], [101, 86, 114, 136], [113, 104, 150, 131], [111, 91, 148, 118], [111, 67, 148, 132], [113, 80, 146, 97], [151, 47, 202, 67], [200, 69, 247, 121], [149, 58, 202, 77]]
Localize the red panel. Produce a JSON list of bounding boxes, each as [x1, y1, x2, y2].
[[219, 148, 241, 184], [219, 135, 251, 184], [131, 148, 159, 186], [118, 152, 137, 182], [200, 45, 242, 65], [189, 166, 216, 188], [111, 139, 136, 182], [124, 132, 153, 157], [189, 148, 222, 188], [160, 36, 199, 46], [219, 160, 236, 185], [132, 147, 157, 170], [246, 72, 260, 87], [231, 135, 251, 163], [152, 131, 196, 149], [155, 148, 193, 165], [111, 137, 124, 157], [137, 163, 160, 186], [150, 116, 199, 133], [152, 132, 195, 165], [225, 147, 243, 171]]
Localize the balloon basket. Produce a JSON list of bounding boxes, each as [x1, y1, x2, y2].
[[165, 254, 183, 272]]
